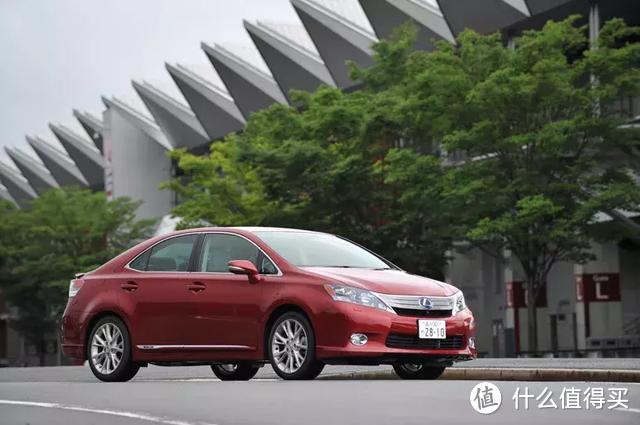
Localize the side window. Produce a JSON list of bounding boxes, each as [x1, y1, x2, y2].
[[132, 234, 198, 272], [199, 234, 277, 274], [129, 250, 151, 271]]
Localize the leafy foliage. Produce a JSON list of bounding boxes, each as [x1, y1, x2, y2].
[[167, 18, 640, 352], [394, 17, 640, 350], [166, 25, 457, 279], [0, 189, 153, 364]]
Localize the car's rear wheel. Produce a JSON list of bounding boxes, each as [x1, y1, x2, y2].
[[268, 312, 324, 380], [393, 363, 446, 380], [87, 316, 139, 382], [211, 363, 260, 381]]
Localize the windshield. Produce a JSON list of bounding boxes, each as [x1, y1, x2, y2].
[[254, 231, 392, 269]]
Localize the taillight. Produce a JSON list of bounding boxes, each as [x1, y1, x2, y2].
[[68, 279, 84, 298]]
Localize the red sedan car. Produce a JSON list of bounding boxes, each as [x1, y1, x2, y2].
[[62, 227, 476, 381]]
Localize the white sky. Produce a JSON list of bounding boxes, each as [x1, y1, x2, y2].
[[0, 0, 298, 164]]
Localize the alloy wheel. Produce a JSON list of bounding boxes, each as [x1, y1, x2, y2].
[[90, 323, 124, 375], [219, 364, 238, 373], [402, 363, 423, 372], [271, 318, 308, 374]]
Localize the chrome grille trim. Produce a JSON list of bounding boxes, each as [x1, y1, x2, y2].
[[375, 293, 455, 310]]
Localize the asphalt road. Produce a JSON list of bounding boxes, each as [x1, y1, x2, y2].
[[1, 365, 639, 425]]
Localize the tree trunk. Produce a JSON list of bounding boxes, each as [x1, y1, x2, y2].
[[38, 332, 47, 367], [526, 278, 538, 354]]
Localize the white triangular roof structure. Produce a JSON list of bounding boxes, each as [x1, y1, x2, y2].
[[5, 147, 59, 195], [132, 80, 210, 150], [26, 135, 89, 187], [102, 96, 173, 150]]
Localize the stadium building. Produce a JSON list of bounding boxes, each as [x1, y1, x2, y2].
[[1, 0, 639, 365]]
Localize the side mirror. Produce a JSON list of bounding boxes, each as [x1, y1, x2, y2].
[[228, 260, 264, 284]]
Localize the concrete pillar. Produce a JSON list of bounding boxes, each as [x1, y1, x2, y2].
[[102, 98, 174, 221], [545, 262, 577, 353], [504, 250, 552, 355], [504, 250, 523, 355], [619, 246, 640, 336], [447, 246, 504, 356]]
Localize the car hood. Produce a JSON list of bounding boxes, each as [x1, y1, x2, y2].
[[302, 267, 458, 296]]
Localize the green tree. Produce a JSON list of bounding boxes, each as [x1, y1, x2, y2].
[[167, 17, 640, 357], [166, 26, 456, 278], [387, 17, 640, 352], [0, 189, 153, 365]]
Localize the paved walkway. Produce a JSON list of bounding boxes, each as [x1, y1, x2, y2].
[[0, 358, 638, 383]]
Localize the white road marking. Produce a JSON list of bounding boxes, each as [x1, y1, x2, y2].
[[618, 407, 640, 414], [0, 399, 217, 425]]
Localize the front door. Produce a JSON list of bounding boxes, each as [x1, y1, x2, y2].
[[187, 233, 278, 350]]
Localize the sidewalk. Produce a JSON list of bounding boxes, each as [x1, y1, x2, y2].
[[452, 358, 640, 370], [320, 358, 640, 382], [1, 358, 639, 383]]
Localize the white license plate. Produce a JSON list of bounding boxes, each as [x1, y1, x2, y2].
[[418, 320, 446, 339]]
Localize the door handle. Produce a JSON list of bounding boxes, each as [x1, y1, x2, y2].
[[187, 281, 206, 293], [121, 281, 138, 292]]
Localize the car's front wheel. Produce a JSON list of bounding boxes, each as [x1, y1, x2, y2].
[[211, 363, 260, 381], [87, 316, 139, 382], [393, 363, 446, 380], [268, 312, 324, 380]]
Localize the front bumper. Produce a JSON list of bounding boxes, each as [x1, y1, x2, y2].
[[315, 303, 476, 364]]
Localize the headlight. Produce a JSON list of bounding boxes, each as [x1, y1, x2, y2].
[[452, 291, 466, 315], [324, 284, 394, 313]]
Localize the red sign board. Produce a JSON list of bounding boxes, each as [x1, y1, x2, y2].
[[575, 273, 620, 302], [506, 281, 547, 308]]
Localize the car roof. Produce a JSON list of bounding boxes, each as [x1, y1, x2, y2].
[[232, 227, 321, 233], [165, 226, 324, 237]]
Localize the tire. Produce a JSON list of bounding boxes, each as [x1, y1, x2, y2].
[[393, 363, 446, 380], [267, 311, 324, 380], [87, 316, 139, 382], [211, 363, 260, 381]]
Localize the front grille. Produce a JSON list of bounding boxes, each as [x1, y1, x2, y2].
[[386, 333, 466, 350], [393, 308, 452, 318], [376, 293, 455, 312]]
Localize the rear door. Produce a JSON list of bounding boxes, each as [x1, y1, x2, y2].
[[120, 233, 201, 348], [187, 233, 278, 350]]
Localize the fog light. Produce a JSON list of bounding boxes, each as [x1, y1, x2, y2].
[[468, 336, 476, 349], [350, 333, 368, 346]]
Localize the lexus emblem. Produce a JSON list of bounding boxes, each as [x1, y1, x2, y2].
[[418, 297, 432, 309]]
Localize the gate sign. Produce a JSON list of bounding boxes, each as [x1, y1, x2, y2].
[[575, 273, 621, 302]]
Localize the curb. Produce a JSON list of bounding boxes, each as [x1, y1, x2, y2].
[[319, 368, 640, 382]]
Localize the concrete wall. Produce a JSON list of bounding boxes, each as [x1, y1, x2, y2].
[[103, 108, 174, 221], [447, 240, 639, 356]]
